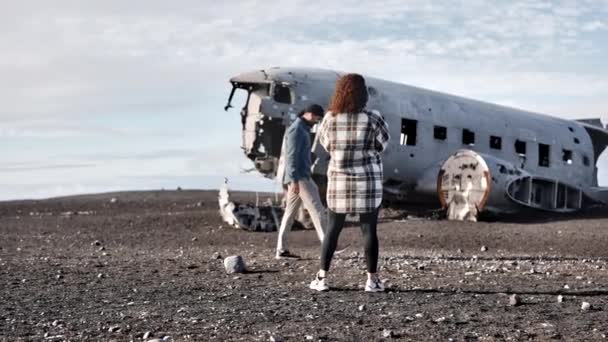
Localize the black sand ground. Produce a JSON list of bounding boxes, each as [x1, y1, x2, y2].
[[1, 190, 608, 341]]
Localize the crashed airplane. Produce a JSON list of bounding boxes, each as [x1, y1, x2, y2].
[[224, 67, 608, 221]]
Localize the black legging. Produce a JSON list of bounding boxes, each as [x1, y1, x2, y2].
[[320, 208, 379, 273]]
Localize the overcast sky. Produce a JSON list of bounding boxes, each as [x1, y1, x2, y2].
[[1, 0, 607, 200]]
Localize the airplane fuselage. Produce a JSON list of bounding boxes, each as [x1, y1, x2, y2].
[[225, 67, 607, 214]]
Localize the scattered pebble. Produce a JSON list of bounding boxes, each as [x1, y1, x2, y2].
[[211, 252, 222, 260], [358, 304, 365, 311], [557, 295, 564, 303], [480, 246, 488, 252], [108, 325, 121, 333], [581, 302, 591, 311], [143, 331, 151, 339], [508, 294, 520, 306], [110, 198, 118, 204], [382, 329, 395, 338], [269, 335, 282, 342]]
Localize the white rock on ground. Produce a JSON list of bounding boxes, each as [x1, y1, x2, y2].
[[382, 329, 395, 338], [508, 294, 520, 306], [224, 256, 246, 274], [581, 302, 591, 311]]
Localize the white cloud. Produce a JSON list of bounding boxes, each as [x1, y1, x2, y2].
[[581, 21, 607, 32], [2, 1, 607, 121]]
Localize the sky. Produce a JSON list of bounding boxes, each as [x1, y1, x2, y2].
[[1, 0, 607, 201]]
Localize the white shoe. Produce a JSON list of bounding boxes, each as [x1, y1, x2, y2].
[[309, 273, 329, 291], [365, 277, 385, 292]]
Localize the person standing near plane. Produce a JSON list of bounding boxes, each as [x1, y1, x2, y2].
[[275, 104, 326, 259], [309, 74, 390, 292]]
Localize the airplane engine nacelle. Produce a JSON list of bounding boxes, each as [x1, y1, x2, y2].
[[437, 150, 528, 219]]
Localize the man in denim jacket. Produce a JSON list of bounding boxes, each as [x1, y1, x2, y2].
[[276, 104, 326, 259]]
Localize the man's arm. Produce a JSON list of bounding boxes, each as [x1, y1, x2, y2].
[[285, 128, 299, 182], [285, 127, 303, 194]]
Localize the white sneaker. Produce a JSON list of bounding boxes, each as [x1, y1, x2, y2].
[[365, 277, 385, 292], [309, 273, 329, 291]]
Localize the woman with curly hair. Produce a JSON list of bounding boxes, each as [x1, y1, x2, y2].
[[309, 73, 390, 292]]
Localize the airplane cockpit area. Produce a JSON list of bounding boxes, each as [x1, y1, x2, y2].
[[224, 68, 336, 178]]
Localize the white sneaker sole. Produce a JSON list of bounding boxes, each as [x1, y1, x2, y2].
[[365, 287, 385, 293], [275, 254, 300, 260], [309, 283, 329, 292]]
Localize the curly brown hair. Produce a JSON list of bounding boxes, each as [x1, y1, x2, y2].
[[328, 73, 368, 115]]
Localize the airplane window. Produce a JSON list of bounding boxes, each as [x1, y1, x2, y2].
[[583, 155, 590, 166], [434, 126, 447, 140], [562, 149, 573, 164], [490, 136, 502, 150], [400, 118, 417, 146], [273, 84, 292, 104], [515, 140, 526, 155], [538, 143, 550, 167], [462, 129, 475, 146]]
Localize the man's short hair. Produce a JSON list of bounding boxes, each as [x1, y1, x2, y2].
[[298, 104, 325, 118]]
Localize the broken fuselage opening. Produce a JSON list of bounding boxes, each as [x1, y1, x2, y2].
[[226, 80, 296, 178]]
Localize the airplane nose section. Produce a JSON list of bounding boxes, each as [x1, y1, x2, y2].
[[229, 70, 271, 84]]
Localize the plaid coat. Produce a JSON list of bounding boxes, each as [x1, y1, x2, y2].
[[317, 110, 390, 213]]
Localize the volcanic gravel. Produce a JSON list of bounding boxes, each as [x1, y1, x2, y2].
[[1, 190, 608, 341]]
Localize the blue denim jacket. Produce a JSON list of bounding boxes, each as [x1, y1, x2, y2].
[[283, 118, 312, 185]]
